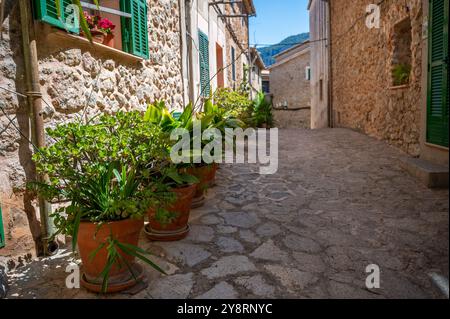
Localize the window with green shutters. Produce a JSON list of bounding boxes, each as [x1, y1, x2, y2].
[[0, 204, 5, 249], [121, 0, 149, 59], [33, 0, 149, 59], [427, 0, 449, 147], [33, 0, 80, 33], [198, 31, 210, 97]]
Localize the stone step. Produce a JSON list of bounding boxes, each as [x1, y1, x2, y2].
[[400, 157, 449, 189]]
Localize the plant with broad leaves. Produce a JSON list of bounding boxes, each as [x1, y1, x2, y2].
[[252, 91, 274, 128]]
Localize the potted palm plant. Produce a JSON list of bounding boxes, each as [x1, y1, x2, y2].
[[31, 111, 168, 293]]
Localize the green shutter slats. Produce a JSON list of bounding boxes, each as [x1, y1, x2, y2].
[[199, 31, 210, 97], [34, 0, 79, 33], [120, 0, 149, 59], [427, 0, 449, 147], [132, 0, 149, 58]]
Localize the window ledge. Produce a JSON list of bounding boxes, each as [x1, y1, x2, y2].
[[425, 142, 449, 151], [389, 84, 410, 90], [46, 29, 144, 63]]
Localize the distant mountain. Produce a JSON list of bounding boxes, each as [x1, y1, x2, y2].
[[258, 33, 309, 67]]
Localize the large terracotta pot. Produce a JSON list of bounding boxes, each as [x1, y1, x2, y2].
[[146, 184, 196, 241], [185, 164, 218, 208], [78, 218, 144, 293]]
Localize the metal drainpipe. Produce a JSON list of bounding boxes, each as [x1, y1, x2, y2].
[[18, 0, 56, 256], [186, 0, 195, 104], [327, 0, 334, 128], [247, 14, 252, 99]]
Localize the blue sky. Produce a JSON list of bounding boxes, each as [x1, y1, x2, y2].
[[250, 0, 310, 46]]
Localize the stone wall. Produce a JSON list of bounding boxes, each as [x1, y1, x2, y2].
[[273, 109, 311, 129], [0, 0, 184, 257], [270, 46, 311, 128], [270, 48, 310, 110], [224, 2, 249, 89], [330, 0, 423, 156]]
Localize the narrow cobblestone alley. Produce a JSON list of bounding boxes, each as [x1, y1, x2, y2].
[[5, 129, 449, 299]]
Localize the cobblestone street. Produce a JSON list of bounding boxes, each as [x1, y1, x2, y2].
[[5, 129, 449, 299]]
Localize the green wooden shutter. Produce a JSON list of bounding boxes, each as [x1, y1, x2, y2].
[[198, 31, 210, 97], [121, 0, 149, 59], [427, 0, 449, 147], [33, 0, 79, 33], [0, 204, 5, 249]]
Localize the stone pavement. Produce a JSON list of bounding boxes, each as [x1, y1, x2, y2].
[[4, 129, 449, 299]]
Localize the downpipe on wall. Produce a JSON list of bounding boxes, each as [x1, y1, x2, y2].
[[18, 0, 57, 256]]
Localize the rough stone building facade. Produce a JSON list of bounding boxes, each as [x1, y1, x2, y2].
[[269, 41, 311, 129], [0, 0, 185, 259], [309, 0, 448, 184], [183, 0, 255, 102], [224, 0, 254, 90], [249, 47, 265, 99]]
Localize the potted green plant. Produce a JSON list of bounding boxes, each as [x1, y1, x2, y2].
[[252, 91, 274, 128], [31, 111, 168, 293], [145, 166, 198, 241], [144, 101, 236, 208], [392, 64, 411, 86]]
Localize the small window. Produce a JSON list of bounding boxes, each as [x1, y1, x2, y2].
[[33, 0, 149, 59], [231, 47, 236, 81], [305, 66, 311, 81], [391, 18, 412, 86]]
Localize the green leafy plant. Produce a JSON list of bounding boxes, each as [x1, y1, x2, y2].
[[213, 88, 254, 126], [31, 111, 171, 291], [392, 64, 411, 86], [252, 91, 274, 128]]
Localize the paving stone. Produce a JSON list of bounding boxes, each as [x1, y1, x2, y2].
[[292, 252, 326, 273], [4, 129, 448, 299], [217, 226, 238, 234], [159, 242, 211, 267], [235, 275, 275, 298], [201, 256, 256, 279], [283, 234, 322, 253], [201, 215, 224, 225], [186, 225, 215, 243], [239, 230, 262, 244], [328, 281, 382, 299], [264, 265, 318, 291], [256, 222, 282, 237], [216, 237, 244, 253], [219, 212, 261, 229], [148, 273, 194, 299], [250, 240, 289, 262], [196, 282, 238, 299]]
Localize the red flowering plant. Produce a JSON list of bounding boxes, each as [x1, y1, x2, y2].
[[97, 18, 116, 34], [83, 11, 116, 35]]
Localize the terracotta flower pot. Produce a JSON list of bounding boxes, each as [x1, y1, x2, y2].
[[102, 33, 115, 47], [146, 184, 197, 241], [184, 164, 218, 208], [89, 30, 106, 44], [77, 218, 144, 293]]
